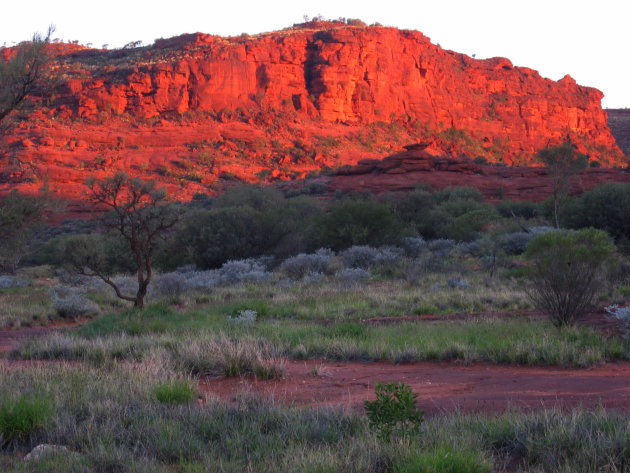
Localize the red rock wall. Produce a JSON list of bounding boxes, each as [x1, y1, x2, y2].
[[62, 26, 620, 161], [0, 23, 624, 206]]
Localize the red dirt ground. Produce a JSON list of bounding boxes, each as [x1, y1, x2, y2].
[[199, 359, 630, 415], [2, 311, 630, 415]]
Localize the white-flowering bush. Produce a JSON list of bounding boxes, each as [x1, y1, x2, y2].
[[184, 270, 221, 291], [499, 227, 553, 256], [399, 237, 427, 257], [456, 239, 485, 257], [50, 285, 99, 318], [0, 275, 29, 289], [340, 246, 400, 269], [447, 277, 470, 290], [280, 249, 335, 279], [152, 272, 190, 297], [605, 305, 630, 339], [150, 257, 273, 297], [605, 305, 630, 322], [340, 246, 379, 268], [227, 309, 258, 325], [373, 247, 400, 266], [428, 239, 455, 258], [218, 257, 272, 285], [499, 232, 531, 255]]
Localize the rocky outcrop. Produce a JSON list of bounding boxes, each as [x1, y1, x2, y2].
[[327, 144, 630, 201]]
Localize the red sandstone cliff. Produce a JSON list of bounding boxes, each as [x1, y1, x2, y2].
[[0, 21, 624, 203]]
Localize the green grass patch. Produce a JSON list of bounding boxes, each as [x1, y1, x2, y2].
[[395, 445, 492, 473], [257, 318, 628, 367], [0, 394, 52, 446], [17, 317, 630, 368], [618, 285, 630, 297], [152, 380, 196, 404]]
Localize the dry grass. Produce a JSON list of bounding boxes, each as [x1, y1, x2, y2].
[[2, 362, 630, 472], [0, 286, 52, 330]]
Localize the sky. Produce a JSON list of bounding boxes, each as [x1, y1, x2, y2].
[[2, 0, 628, 108]]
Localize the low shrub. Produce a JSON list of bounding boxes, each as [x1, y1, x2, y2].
[[218, 257, 272, 284], [0, 276, 29, 289], [50, 285, 99, 318], [499, 231, 532, 255], [151, 273, 189, 298], [605, 305, 630, 339], [280, 249, 335, 279], [525, 228, 615, 326], [399, 237, 428, 257], [340, 245, 380, 268], [340, 246, 400, 269], [428, 239, 455, 258], [447, 277, 470, 289], [336, 268, 372, 284], [227, 309, 258, 325], [364, 382, 423, 442]]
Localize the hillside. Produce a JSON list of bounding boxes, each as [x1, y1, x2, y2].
[[607, 109, 630, 156], [0, 21, 624, 203]]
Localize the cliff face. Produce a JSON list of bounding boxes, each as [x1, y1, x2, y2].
[[0, 22, 624, 203]]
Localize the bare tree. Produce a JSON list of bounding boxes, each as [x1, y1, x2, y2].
[[72, 173, 182, 308]]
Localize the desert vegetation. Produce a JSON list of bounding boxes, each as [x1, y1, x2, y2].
[[2, 178, 630, 472]]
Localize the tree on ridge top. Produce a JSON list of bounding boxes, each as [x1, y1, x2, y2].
[[0, 26, 54, 127]]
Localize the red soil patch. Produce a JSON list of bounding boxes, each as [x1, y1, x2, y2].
[[0, 318, 82, 354], [200, 310, 629, 414], [199, 359, 630, 415]]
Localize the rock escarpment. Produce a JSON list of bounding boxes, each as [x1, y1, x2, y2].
[[0, 21, 624, 204]]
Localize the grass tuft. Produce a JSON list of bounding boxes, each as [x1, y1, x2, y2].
[[395, 445, 492, 473], [0, 394, 52, 446], [152, 380, 196, 404]]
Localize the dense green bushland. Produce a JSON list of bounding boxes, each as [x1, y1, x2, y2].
[[561, 182, 630, 245], [27, 184, 547, 271]]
